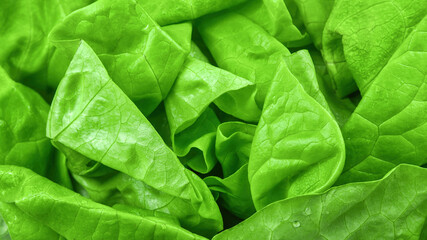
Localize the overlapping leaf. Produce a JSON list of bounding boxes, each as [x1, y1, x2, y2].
[[0, 165, 207, 240], [249, 52, 345, 210], [0, 67, 52, 175], [49, 0, 187, 115], [214, 165, 427, 240], [47, 41, 222, 236], [323, 0, 427, 96], [337, 16, 427, 184]]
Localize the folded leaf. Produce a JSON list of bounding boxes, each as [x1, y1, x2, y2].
[[138, 0, 249, 26], [205, 164, 255, 220], [165, 57, 259, 173], [0, 0, 93, 93], [0, 202, 62, 240], [215, 122, 256, 177], [310, 50, 356, 127], [173, 107, 220, 174], [189, 42, 210, 63], [323, 0, 427, 96], [47, 41, 222, 236], [235, 0, 307, 44], [283, 50, 330, 112], [213, 164, 427, 240], [72, 171, 204, 227], [45, 150, 73, 190], [162, 22, 193, 52], [0, 210, 9, 240], [291, 0, 334, 48], [249, 55, 345, 210], [49, 0, 187, 115], [0, 67, 52, 175], [204, 122, 257, 219], [0, 165, 207, 240], [197, 11, 291, 107], [337, 16, 427, 184]]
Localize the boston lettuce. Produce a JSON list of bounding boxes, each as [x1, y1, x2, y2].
[[291, 0, 334, 48], [213, 164, 427, 240], [165, 57, 259, 173], [197, 11, 291, 107], [0, 0, 426, 239], [47, 41, 222, 236], [323, 0, 427, 96], [0, 165, 206, 240], [337, 16, 427, 184], [138, 0, 249, 26], [0, 0, 93, 94], [235, 0, 308, 45], [248, 53, 345, 210], [204, 122, 257, 219], [0, 67, 52, 175], [49, 0, 187, 115]]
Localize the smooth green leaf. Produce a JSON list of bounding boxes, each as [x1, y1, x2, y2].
[[248, 56, 345, 210], [189, 42, 210, 63], [0, 165, 207, 240], [213, 164, 427, 240], [337, 16, 427, 184], [49, 0, 187, 115], [47, 41, 222, 236], [323, 0, 427, 96], [205, 164, 255, 220], [138, 0, 249, 26], [310, 49, 356, 127], [0, 0, 93, 92], [291, 0, 334, 48], [283, 50, 330, 112], [197, 11, 291, 107], [46, 150, 73, 190], [162, 22, 193, 52], [0, 202, 62, 240], [113, 204, 181, 226], [0, 67, 52, 175], [235, 0, 307, 45]]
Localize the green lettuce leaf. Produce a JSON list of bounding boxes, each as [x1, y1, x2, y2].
[[322, 0, 427, 96], [0, 165, 207, 240], [162, 22, 193, 52], [46, 41, 222, 236], [49, 0, 187, 115], [0, 67, 52, 175], [337, 16, 427, 184], [310, 49, 356, 127], [204, 122, 257, 219], [165, 57, 259, 173], [45, 150, 73, 190], [138, 0, 249, 26], [213, 164, 427, 240], [248, 53, 345, 210], [235, 0, 308, 45], [205, 164, 255, 220], [0, 0, 93, 94], [291, 0, 334, 49], [189, 42, 210, 63], [197, 11, 291, 108], [0, 202, 62, 240], [215, 122, 256, 177]]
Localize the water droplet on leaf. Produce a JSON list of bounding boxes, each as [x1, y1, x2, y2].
[[304, 207, 312, 216]]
